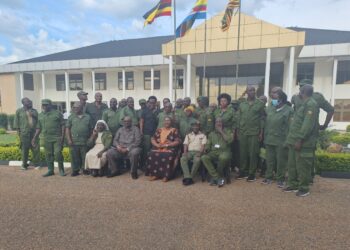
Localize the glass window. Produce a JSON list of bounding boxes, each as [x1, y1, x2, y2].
[[144, 71, 161, 90], [296, 63, 314, 85], [95, 73, 107, 90], [173, 69, 184, 89], [118, 72, 134, 90], [56, 74, 66, 91], [23, 73, 34, 91], [334, 99, 350, 122], [336, 60, 350, 85], [69, 74, 83, 91]]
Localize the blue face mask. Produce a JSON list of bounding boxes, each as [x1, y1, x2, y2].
[[271, 99, 279, 107]]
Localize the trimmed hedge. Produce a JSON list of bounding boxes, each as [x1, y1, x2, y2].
[[347, 125, 350, 133], [316, 151, 350, 173], [0, 146, 71, 162], [317, 130, 340, 150], [7, 114, 15, 130], [331, 133, 350, 146]]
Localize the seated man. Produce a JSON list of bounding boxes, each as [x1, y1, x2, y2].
[[201, 118, 233, 187], [106, 116, 142, 179], [180, 121, 207, 186]]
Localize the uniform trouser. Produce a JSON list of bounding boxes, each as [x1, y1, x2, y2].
[[141, 135, 152, 169], [44, 139, 64, 173], [231, 139, 240, 169], [70, 145, 87, 172], [239, 134, 260, 176], [180, 151, 201, 179], [265, 144, 288, 181], [201, 151, 231, 180], [106, 148, 141, 174], [287, 146, 313, 192], [20, 131, 40, 167]]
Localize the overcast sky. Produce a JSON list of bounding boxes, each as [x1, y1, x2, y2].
[[0, 0, 349, 65]]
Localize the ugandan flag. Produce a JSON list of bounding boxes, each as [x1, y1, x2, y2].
[[143, 0, 172, 26], [221, 0, 240, 32]]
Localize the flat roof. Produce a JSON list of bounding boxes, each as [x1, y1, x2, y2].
[[289, 27, 350, 45]]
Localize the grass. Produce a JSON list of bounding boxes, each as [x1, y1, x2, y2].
[[0, 133, 18, 146]]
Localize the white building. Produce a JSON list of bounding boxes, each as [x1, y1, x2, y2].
[[0, 13, 349, 129]]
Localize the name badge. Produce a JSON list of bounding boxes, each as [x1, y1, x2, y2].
[[214, 144, 220, 149]]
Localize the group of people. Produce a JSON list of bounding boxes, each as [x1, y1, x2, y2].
[[14, 79, 334, 197]]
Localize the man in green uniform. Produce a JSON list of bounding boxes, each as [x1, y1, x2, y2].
[[291, 79, 334, 182], [137, 99, 147, 120], [66, 102, 93, 176], [85, 92, 108, 127], [119, 97, 139, 126], [195, 96, 214, 135], [102, 98, 120, 137], [237, 86, 265, 182], [14, 98, 40, 170], [77, 91, 88, 112], [179, 106, 197, 139], [157, 102, 174, 128], [284, 84, 318, 197], [32, 99, 65, 177], [118, 98, 127, 110], [201, 118, 233, 187]]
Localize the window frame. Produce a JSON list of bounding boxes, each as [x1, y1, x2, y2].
[[118, 71, 134, 90], [296, 62, 315, 85], [55, 74, 66, 91], [336, 60, 350, 85], [173, 69, 184, 89], [69, 73, 83, 91], [143, 70, 161, 90], [95, 72, 107, 91], [23, 73, 34, 91]]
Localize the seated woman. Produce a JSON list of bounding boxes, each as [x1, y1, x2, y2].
[[85, 120, 113, 177], [145, 116, 181, 182]]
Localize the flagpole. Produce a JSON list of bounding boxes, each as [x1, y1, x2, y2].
[[203, 12, 207, 97], [234, 0, 241, 100], [173, 0, 177, 101]]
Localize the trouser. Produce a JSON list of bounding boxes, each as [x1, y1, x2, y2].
[[141, 135, 152, 169], [20, 131, 40, 168], [180, 151, 201, 179], [239, 134, 260, 176], [231, 139, 240, 169], [310, 149, 316, 182], [44, 139, 64, 173], [265, 144, 288, 181], [287, 146, 313, 192], [201, 151, 231, 180], [107, 148, 141, 174], [70, 145, 88, 172]]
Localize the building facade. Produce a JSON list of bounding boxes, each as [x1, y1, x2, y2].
[[0, 13, 349, 129]]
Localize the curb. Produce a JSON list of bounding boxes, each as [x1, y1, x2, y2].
[[0, 161, 71, 168]]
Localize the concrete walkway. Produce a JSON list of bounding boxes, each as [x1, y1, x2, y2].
[[0, 166, 349, 250]]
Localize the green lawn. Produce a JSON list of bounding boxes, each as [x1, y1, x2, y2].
[[0, 133, 18, 146]]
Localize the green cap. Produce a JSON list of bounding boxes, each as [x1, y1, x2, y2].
[[139, 99, 147, 104], [190, 120, 200, 126], [77, 90, 88, 97], [299, 79, 313, 87], [41, 99, 52, 105]]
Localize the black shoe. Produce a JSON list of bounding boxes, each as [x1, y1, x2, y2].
[[82, 169, 90, 175], [283, 187, 298, 193], [247, 175, 256, 182], [296, 190, 310, 197], [237, 172, 248, 180], [91, 170, 98, 177], [209, 179, 218, 186], [107, 171, 121, 178], [131, 172, 138, 180], [183, 178, 194, 186], [71, 171, 80, 177]]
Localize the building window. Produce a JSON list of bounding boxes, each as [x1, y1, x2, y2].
[[144, 71, 160, 90], [118, 72, 134, 90], [95, 73, 107, 90], [56, 74, 66, 91], [174, 69, 184, 89], [296, 63, 314, 85], [336, 60, 350, 85], [334, 99, 350, 122], [23, 73, 34, 91], [69, 73, 83, 91]]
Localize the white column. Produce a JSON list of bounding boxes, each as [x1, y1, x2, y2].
[[331, 59, 338, 106], [151, 67, 154, 96], [41, 72, 46, 99], [264, 48, 271, 97], [169, 56, 173, 102], [19, 73, 24, 100], [92, 70, 96, 96], [186, 54, 191, 97], [65, 71, 70, 115], [287, 47, 295, 100], [122, 69, 126, 98], [183, 67, 187, 98]]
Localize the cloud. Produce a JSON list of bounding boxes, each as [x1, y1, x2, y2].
[[0, 0, 24, 9]]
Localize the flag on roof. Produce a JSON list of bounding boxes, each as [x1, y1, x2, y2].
[[176, 0, 207, 38], [143, 0, 172, 26], [221, 0, 240, 32]]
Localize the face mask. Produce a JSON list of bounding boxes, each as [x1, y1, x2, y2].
[[271, 99, 279, 107]]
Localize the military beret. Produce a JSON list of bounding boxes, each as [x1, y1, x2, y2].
[[77, 91, 88, 97], [139, 99, 147, 104], [41, 99, 52, 105], [299, 79, 313, 87]]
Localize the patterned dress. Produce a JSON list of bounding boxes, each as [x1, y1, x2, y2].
[[145, 128, 181, 179]]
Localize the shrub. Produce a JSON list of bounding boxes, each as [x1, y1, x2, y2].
[[316, 151, 350, 173], [330, 133, 350, 146], [0, 146, 71, 162], [0, 128, 6, 134], [0, 113, 7, 129], [347, 125, 350, 133], [7, 114, 15, 130], [317, 130, 339, 150]]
